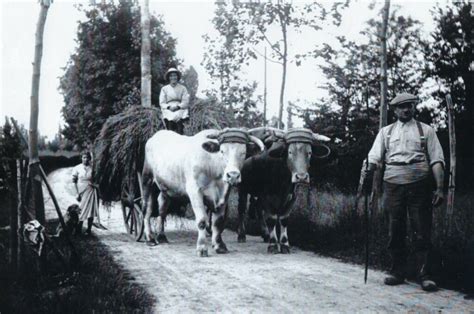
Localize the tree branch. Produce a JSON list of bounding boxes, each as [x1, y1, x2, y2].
[[257, 26, 283, 59], [250, 47, 283, 64]]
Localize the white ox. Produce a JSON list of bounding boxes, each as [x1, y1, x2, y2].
[[141, 129, 264, 256]]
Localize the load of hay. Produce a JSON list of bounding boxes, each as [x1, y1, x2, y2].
[[184, 97, 236, 135], [94, 106, 164, 202]]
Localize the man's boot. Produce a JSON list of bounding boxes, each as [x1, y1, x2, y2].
[[418, 250, 438, 292], [385, 250, 406, 286]]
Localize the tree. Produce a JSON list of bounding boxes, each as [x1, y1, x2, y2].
[[425, 1, 473, 187], [204, 1, 348, 128], [202, 1, 261, 117], [182, 66, 199, 104], [240, 1, 348, 128], [60, 0, 178, 148], [312, 9, 429, 139], [304, 9, 429, 189]]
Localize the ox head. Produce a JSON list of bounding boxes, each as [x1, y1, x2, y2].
[[202, 128, 264, 185], [266, 128, 331, 184]]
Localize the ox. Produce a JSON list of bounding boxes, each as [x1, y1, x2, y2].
[[237, 127, 330, 254], [142, 129, 264, 257]]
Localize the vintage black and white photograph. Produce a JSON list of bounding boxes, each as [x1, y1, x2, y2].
[[0, 0, 473, 312]]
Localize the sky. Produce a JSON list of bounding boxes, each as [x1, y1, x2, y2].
[[1, 0, 439, 139]]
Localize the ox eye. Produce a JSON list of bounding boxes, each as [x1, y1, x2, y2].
[[308, 151, 312, 156]]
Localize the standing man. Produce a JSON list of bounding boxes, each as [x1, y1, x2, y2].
[[159, 67, 190, 134], [363, 93, 445, 292]]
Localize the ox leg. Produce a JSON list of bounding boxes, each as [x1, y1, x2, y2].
[[279, 216, 290, 254], [212, 205, 228, 254], [266, 213, 279, 254], [142, 167, 156, 246], [187, 187, 209, 257], [156, 193, 170, 244], [256, 200, 270, 243], [237, 190, 247, 243]]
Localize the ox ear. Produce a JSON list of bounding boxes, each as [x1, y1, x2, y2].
[[311, 143, 331, 159], [202, 141, 220, 153], [268, 141, 287, 158]]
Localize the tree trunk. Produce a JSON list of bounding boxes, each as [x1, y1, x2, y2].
[[277, 15, 288, 129], [28, 1, 50, 225], [140, 0, 151, 108], [379, 0, 390, 129]]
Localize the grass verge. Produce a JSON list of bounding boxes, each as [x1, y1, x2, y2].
[[0, 220, 155, 313]]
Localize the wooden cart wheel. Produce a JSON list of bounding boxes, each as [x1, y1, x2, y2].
[[121, 178, 144, 241]]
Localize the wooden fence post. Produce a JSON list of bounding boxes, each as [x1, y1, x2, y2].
[[9, 160, 19, 273], [446, 94, 456, 233]]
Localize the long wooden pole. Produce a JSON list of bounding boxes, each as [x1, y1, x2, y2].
[[263, 47, 267, 126], [379, 0, 390, 129], [140, 0, 151, 108], [29, 1, 51, 229], [446, 94, 456, 232]]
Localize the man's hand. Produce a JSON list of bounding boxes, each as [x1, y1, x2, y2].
[[432, 189, 444, 206]]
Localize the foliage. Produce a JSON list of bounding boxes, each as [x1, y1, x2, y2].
[[424, 0, 474, 187], [203, 1, 349, 127], [182, 66, 199, 104], [202, 1, 263, 127], [0, 119, 22, 193], [60, 0, 178, 148], [300, 9, 430, 189]]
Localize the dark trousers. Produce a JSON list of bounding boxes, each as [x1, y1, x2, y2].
[[383, 178, 433, 279], [164, 119, 185, 135]]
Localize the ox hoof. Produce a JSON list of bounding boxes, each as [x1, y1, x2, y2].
[[214, 243, 229, 254], [280, 245, 290, 254], [197, 248, 209, 257], [267, 244, 279, 254], [157, 233, 169, 244], [237, 234, 246, 243], [146, 239, 157, 247]]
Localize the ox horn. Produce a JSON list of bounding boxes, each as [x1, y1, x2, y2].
[[312, 133, 331, 142], [312, 143, 331, 159], [248, 135, 265, 152]]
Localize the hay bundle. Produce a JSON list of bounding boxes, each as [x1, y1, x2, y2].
[[94, 106, 163, 202], [184, 97, 236, 135]]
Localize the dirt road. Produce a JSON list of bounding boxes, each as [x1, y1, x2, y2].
[[45, 168, 473, 313]]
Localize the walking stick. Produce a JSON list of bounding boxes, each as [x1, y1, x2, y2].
[[364, 83, 370, 284]]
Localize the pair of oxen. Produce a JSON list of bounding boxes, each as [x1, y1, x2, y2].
[[141, 127, 330, 257]]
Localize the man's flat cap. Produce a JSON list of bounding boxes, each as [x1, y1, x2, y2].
[[389, 93, 418, 106]]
